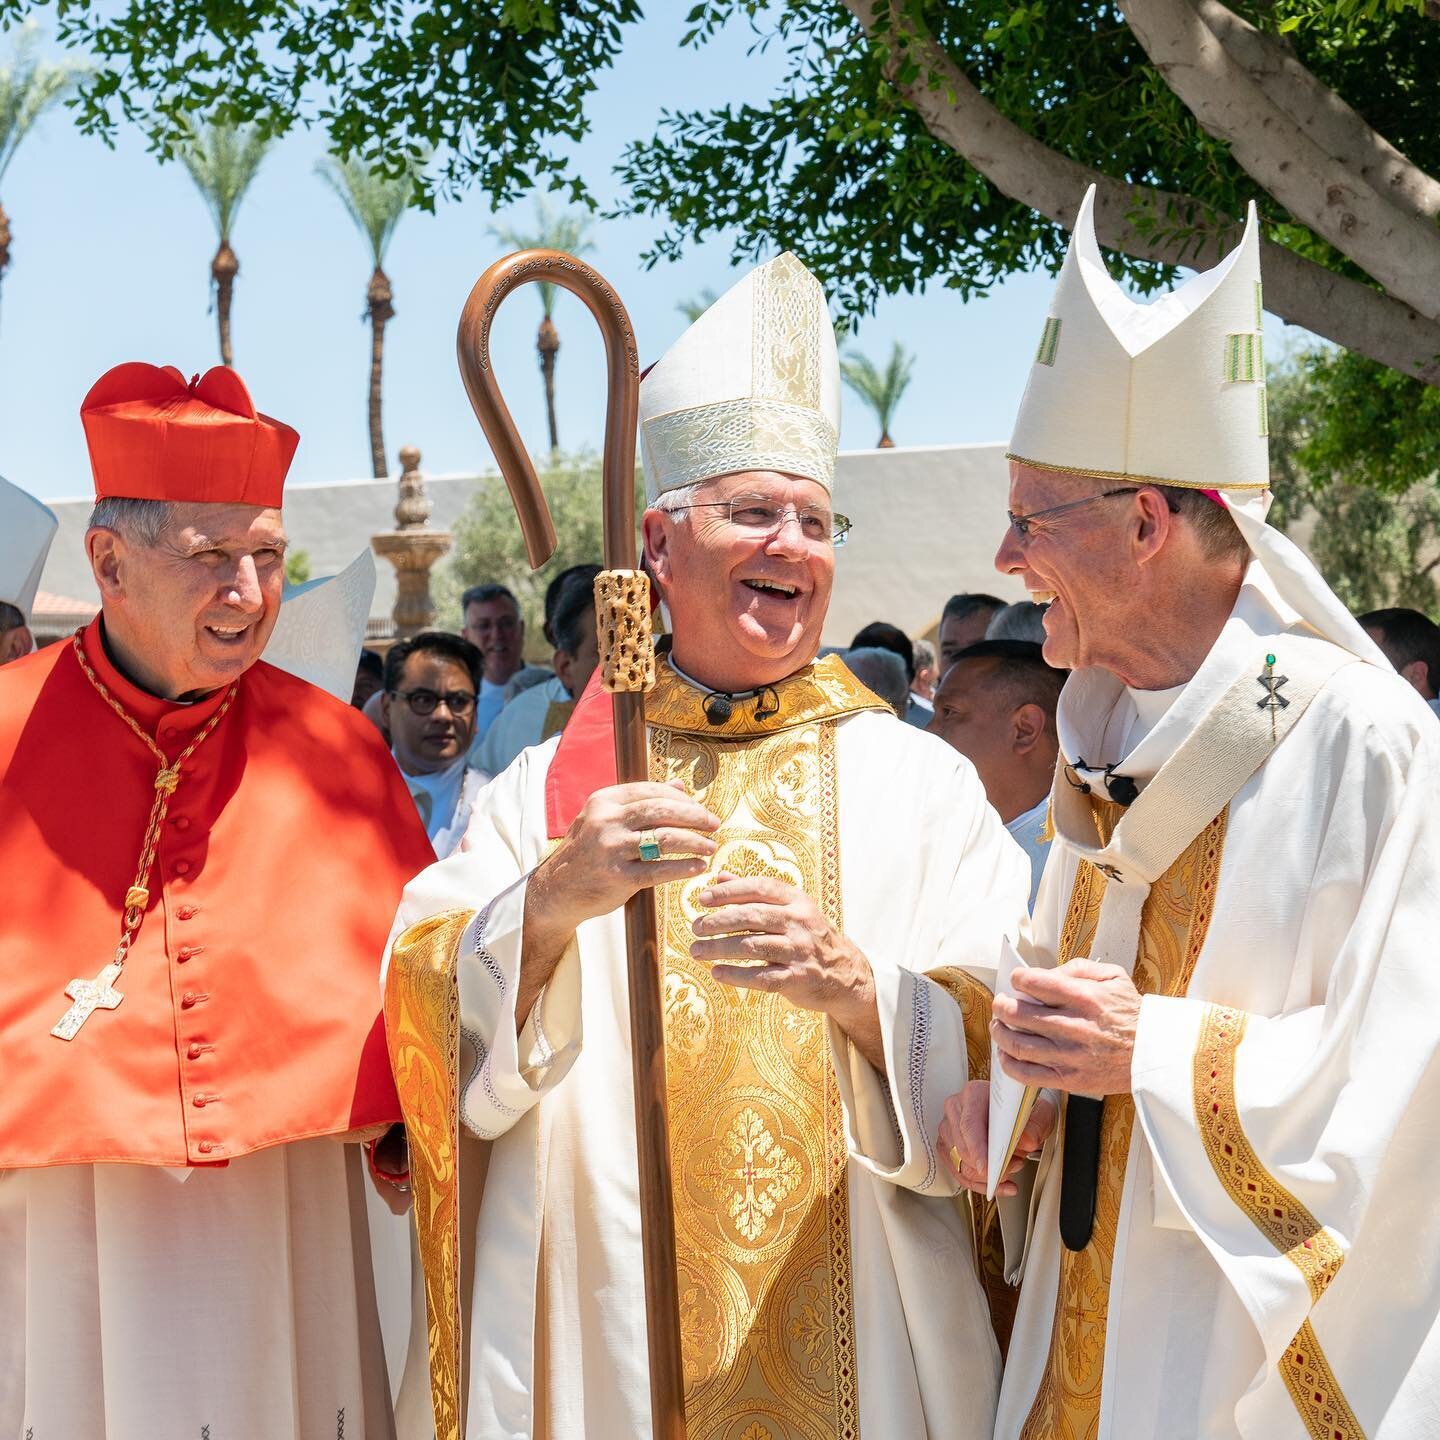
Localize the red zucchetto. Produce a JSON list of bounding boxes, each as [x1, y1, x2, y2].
[[80, 361, 299, 507]]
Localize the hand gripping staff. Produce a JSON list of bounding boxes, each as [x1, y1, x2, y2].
[[457, 250, 687, 1440]]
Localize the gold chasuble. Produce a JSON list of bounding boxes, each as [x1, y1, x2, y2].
[[645, 656, 888, 1440], [1020, 798, 1227, 1440]]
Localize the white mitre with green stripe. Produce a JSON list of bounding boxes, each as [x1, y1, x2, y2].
[[1008, 184, 1386, 666], [640, 252, 841, 501], [1008, 184, 1268, 499]]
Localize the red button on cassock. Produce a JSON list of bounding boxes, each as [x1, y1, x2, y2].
[[173, 815, 191, 831], [187, 1043, 203, 1059], [197, 1140, 215, 1154], [174, 860, 191, 876], [177, 905, 198, 921], [181, 991, 198, 1008]]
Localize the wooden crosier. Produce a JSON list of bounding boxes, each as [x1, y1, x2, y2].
[[456, 250, 686, 1440]]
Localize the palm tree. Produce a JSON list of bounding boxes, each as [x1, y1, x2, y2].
[[490, 198, 596, 454], [840, 342, 916, 449], [676, 288, 718, 324], [317, 154, 419, 478], [178, 122, 272, 368], [0, 24, 80, 333]]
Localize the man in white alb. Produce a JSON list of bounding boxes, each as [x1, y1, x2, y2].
[[943, 186, 1440, 1439]]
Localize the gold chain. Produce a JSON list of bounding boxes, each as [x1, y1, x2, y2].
[[71, 631, 237, 972]]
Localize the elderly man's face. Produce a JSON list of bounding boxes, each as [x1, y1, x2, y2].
[[994, 463, 1137, 672], [88, 502, 286, 698], [645, 470, 836, 689]]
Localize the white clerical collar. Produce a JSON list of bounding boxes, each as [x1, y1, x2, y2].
[[1058, 558, 1295, 787], [666, 655, 772, 700], [397, 751, 467, 808]]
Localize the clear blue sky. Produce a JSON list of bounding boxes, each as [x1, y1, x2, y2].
[[1, 11, 1306, 503]]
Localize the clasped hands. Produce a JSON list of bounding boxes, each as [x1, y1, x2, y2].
[[528, 781, 882, 1065], [939, 959, 1142, 1197]]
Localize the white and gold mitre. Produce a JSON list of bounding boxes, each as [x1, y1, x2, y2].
[[639, 252, 840, 500], [1008, 185, 1268, 496]]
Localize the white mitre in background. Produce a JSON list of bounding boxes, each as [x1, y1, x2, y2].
[[639, 251, 841, 500], [264, 548, 376, 702], [0, 473, 59, 619], [1008, 184, 1383, 664]]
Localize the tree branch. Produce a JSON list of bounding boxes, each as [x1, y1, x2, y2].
[[1193, 0, 1440, 229], [839, 0, 1440, 386], [1118, 0, 1440, 319]]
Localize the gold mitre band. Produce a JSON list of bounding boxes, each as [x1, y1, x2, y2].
[[1004, 451, 1270, 493], [643, 396, 838, 497]]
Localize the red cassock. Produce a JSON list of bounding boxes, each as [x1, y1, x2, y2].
[[0, 618, 435, 1168]]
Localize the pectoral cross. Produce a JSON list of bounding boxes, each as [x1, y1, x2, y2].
[[51, 962, 125, 1041], [1256, 652, 1290, 741]]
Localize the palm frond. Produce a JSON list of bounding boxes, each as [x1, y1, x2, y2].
[[489, 195, 597, 316], [840, 342, 916, 434], [0, 23, 83, 184], [316, 154, 421, 266], [178, 122, 272, 241]]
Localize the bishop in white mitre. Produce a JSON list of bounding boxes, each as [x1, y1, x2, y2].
[[383, 253, 1033, 1440], [941, 187, 1440, 1440]]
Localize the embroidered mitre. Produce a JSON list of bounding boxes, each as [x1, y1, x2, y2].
[[639, 252, 841, 499], [0, 473, 58, 618], [1008, 184, 1267, 500]]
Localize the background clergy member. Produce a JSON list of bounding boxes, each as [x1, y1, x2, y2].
[[943, 187, 1440, 1440], [474, 562, 602, 776], [0, 361, 435, 1440], [384, 629, 489, 857], [387, 253, 1032, 1439]]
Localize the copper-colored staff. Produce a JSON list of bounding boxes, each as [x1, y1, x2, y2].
[[457, 250, 687, 1440]]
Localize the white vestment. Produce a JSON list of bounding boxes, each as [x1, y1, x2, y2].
[[386, 670, 1031, 1440], [996, 565, 1440, 1439], [472, 675, 572, 778], [0, 1141, 395, 1440]]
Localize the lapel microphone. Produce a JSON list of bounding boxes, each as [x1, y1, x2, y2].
[[702, 691, 734, 724], [702, 687, 782, 725]]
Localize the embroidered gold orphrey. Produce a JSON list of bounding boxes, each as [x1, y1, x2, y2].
[[650, 706, 859, 1440], [1019, 799, 1228, 1440], [1194, 1007, 1365, 1440], [384, 908, 473, 1440]]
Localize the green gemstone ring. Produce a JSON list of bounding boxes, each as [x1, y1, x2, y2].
[[638, 830, 663, 863]]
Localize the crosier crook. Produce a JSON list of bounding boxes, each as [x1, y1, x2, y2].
[[456, 250, 687, 1440]]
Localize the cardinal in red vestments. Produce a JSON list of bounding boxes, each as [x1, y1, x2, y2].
[[0, 362, 434, 1440]]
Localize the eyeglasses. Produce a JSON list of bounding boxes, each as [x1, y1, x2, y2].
[[390, 688, 477, 716], [1006, 487, 1140, 539], [666, 494, 853, 547]]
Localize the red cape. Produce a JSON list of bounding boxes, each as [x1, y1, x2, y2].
[[0, 620, 434, 1168]]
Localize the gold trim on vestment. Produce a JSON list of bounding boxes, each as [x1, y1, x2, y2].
[[927, 965, 1017, 1360], [385, 908, 473, 1440], [1193, 1006, 1366, 1440], [652, 714, 859, 1438], [1004, 450, 1270, 493], [1019, 801, 1228, 1439], [644, 654, 889, 741]]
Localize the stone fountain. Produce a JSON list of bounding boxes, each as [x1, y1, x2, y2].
[[371, 445, 453, 639]]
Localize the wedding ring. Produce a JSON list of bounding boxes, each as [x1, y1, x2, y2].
[[637, 830, 663, 863], [949, 1145, 964, 1177]]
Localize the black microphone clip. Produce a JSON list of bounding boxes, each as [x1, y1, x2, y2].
[[702, 691, 734, 725]]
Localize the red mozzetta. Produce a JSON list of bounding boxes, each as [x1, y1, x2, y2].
[[0, 618, 435, 1168]]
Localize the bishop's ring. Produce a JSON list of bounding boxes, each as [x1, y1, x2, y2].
[[637, 830, 663, 863]]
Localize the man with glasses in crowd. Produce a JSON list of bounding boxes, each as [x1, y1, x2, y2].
[[385, 253, 1032, 1438], [383, 630, 489, 858], [461, 582, 526, 739], [942, 189, 1440, 1439]]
